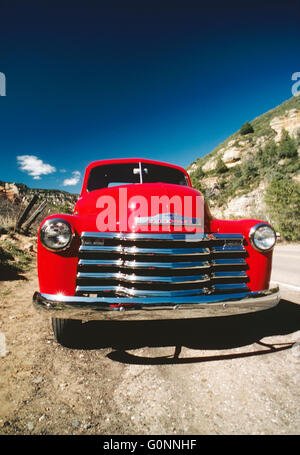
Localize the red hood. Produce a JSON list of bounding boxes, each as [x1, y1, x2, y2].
[[72, 183, 211, 233]]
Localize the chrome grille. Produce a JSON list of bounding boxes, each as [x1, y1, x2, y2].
[[76, 232, 249, 297]]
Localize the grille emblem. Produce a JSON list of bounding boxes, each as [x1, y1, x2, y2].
[[135, 213, 203, 227]]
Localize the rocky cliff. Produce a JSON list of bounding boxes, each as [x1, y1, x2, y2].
[[0, 181, 78, 233], [187, 96, 300, 240], [0, 181, 78, 207]]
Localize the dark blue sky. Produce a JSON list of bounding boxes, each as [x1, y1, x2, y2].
[[0, 0, 299, 193]]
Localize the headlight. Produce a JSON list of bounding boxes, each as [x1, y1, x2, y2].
[[249, 223, 276, 252], [40, 218, 73, 251]]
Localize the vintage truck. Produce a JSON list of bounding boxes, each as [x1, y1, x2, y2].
[[33, 158, 280, 344]]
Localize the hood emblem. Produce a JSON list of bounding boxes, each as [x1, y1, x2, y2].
[[135, 213, 203, 227]]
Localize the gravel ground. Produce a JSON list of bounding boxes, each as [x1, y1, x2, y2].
[[0, 261, 300, 435]]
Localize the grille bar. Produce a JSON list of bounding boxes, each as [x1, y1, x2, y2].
[[75, 283, 249, 297], [79, 245, 211, 256], [211, 245, 246, 254], [212, 258, 246, 266], [75, 286, 207, 297], [77, 272, 210, 284], [81, 232, 244, 242], [212, 271, 248, 279], [78, 259, 211, 270]]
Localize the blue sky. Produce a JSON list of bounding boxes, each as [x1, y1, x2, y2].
[[0, 0, 299, 193]]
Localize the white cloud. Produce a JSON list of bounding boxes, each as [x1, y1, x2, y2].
[[17, 155, 56, 180], [63, 170, 81, 186]]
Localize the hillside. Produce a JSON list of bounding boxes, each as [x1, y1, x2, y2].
[[0, 181, 78, 235], [187, 96, 300, 241]]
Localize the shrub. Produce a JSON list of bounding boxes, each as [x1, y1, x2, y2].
[[278, 129, 298, 159], [215, 157, 228, 174], [256, 140, 279, 169], [265, 176, 300, 241], [240, 121, 254, 135]]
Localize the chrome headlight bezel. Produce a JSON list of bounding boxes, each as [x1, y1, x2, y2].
[[249, 223, 276, 252], [40, 218, 74, 252]]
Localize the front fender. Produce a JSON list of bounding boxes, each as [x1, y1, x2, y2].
[[37, 214, 80, 296], [210, 218, 273, 292]]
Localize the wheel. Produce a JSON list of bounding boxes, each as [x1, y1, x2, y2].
[[51, 318, 82, 346]]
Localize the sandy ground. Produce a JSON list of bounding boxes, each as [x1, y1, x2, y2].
[[0, 258, 300, 436]]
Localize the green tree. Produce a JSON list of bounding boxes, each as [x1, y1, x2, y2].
[[215, 157, 228, 174], [257, 140, 279, 169], [240, 121, 254, 135], [278, 129, 298, 159], [265, 176, 300, 241]]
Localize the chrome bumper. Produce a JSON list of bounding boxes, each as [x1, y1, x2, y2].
[[33, 287, 280, 320]]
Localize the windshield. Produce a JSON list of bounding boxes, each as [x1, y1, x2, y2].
[[86, 162, 189, 192]]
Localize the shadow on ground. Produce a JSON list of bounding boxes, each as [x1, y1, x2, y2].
[[0, 261, 28, 281], [58, 299, 300, 364], [0, 243, 30, 281]]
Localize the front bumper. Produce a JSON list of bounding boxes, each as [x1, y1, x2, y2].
[[33, 287, 280, 320]]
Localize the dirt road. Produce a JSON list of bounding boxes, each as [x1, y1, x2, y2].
[[0, 259, 300, 435], [271, 244, 300, 289]]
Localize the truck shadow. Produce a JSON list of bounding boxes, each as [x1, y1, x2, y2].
[[67, 299, 300, 364]]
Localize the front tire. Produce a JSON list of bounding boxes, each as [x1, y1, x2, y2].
[[51, 318, 82, 347]]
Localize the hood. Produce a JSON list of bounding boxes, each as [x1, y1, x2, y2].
[[73, 183, 211, 233]]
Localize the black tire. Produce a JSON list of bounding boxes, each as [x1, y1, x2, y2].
[[51, 318, 82, 347]]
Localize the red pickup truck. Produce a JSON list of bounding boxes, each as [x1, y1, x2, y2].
[[33, 158, 280, 345]]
